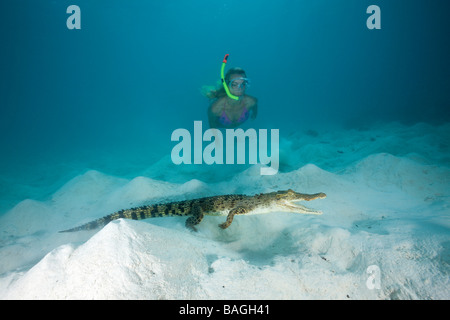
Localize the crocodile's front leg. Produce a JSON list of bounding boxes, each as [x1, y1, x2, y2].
[[185, 204, 204, 232], [219, 206, 249, 229]]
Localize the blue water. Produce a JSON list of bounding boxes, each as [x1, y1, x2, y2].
[[1, 1, 450, 299], [0, 0, 449, 213]]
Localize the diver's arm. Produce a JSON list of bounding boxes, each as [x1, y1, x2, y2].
[[208, 110, 217, 128], [208, 102, 221, 128], [250, 98, 258, 119]]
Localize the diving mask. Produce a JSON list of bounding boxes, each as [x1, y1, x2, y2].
[[228, 77, 250, 90]]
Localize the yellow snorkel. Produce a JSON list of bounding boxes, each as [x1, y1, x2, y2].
[[221, 54, 240, 100]]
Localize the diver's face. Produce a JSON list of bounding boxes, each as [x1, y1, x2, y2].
[[228, 75, 247, 96]]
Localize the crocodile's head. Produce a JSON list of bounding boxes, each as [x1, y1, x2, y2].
[[269, 189, 326, 215]]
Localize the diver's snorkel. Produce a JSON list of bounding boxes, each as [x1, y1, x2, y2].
[[221, 54, 240, 100]]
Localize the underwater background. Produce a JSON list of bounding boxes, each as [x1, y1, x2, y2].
[[1, 0, 449, 212], [0, 0, 449, 299]]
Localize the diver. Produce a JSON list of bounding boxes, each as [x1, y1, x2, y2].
[[205, 54, 258, 129]]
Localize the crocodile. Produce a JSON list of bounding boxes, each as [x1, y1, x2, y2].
[[59, 189, 326, 232]]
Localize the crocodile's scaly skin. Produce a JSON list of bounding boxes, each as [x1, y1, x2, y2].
[[60, 189, 326, 232]]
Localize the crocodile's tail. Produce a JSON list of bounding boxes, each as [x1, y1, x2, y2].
[[59, 205, 158, 233]]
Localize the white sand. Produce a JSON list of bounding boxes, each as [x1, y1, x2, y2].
[[0, 122, 449, 299]]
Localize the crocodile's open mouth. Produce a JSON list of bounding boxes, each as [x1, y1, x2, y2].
[[283, 200, 323, 215]]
